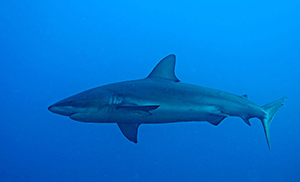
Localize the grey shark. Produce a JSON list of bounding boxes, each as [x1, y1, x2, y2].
[[48, 54, 286, 149]]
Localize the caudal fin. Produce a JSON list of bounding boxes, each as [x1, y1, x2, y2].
[[261, 97, 287, 150]]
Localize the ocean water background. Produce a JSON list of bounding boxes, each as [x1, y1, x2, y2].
[[1, 0, 299, 181]]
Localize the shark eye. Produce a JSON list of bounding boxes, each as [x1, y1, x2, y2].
[[67, 101, 77, 106]]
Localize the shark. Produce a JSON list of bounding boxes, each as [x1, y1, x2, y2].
[[48, 54, 286, 149]]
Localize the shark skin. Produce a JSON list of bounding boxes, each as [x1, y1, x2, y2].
[[48, 54, 286, 149]]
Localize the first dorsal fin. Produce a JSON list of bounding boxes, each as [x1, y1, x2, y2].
[[147, 54, 180, 82]]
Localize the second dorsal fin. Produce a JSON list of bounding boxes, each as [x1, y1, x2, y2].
[[147, 54, 180, 82], [241, 94, 248, 99]]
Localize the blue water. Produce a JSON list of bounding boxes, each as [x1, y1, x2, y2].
[[1, 0, 299, 181]]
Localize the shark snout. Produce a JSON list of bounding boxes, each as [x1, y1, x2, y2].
[[48, 104, 74, 116], [48, 100, 81, 117]]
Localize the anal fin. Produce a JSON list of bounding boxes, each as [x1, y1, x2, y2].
[[241, 116, 251, 126]]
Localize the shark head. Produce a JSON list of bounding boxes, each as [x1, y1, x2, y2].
[[48, 88, 115, 122], [48, 54, 176, 123]]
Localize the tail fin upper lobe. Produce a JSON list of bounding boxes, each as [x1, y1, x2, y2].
[[261, 97, 287, 150]]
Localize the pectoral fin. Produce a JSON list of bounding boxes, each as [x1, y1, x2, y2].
[[117, 123, 141, 143], [117, 103, 160, 115]]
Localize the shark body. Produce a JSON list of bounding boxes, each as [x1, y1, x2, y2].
[[48, 54, 286, 149]]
